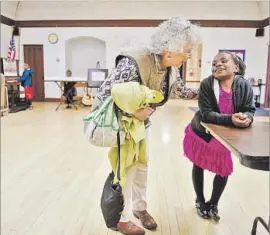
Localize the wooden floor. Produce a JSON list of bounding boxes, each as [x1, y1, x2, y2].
[[1, 100, 269, 235]]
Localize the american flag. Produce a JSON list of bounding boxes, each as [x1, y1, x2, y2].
[[7, 31, 16, 61]]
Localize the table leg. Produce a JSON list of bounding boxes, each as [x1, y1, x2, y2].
[[10, 85, 16, 108], [55, 99, 64, 111], [11, 92, 15, 108], [55, 82, 65, 111], [251, 215, 269, 235], [55, 82, 77, 111]]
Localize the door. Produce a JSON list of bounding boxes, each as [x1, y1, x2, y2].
[[24, 45, 45, 101], [183, 44, 202, 89]]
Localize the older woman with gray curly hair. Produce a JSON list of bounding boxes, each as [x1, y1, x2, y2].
[[93, 17, 200, 235]]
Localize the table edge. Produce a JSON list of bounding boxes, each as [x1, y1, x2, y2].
[[200, 122, 269, 171]]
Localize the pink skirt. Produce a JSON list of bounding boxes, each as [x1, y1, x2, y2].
[[183, 124, 233, 177]]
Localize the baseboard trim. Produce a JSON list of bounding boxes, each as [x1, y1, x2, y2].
[[45, 98, 61, 102], [254, 103, 267, 109]]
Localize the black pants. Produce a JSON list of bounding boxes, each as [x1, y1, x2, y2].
[[27, 99, 32, 107], [192, 164, 228, 205], [63, 82, 76, 105]]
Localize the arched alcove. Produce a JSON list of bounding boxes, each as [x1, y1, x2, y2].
[[65, 36, 106, 77]]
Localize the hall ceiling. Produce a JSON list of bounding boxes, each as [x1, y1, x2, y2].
[[1, 1, 269, 21]]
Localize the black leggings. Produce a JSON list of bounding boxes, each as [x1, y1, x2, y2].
[[27, 100, 32, 106], [64, 82, 76, 105], [192, 164, 228, 205]]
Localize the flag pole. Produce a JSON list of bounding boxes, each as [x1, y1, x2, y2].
[[16, 26, 20, 76], [7, 26, 15, 61]]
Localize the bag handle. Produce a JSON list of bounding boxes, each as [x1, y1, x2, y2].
[[114, 103, 121, 182]]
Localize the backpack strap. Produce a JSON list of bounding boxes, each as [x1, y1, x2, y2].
[[113, 103, 121, 182]]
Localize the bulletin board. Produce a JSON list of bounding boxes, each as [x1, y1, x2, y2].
[[218, 50, 246, 62], [1, 58, 19, 77], [87, 68, 108, 88]]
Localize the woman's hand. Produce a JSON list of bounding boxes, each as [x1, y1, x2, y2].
[[232, 113, 251, 127], [133, 107, 154, 121]]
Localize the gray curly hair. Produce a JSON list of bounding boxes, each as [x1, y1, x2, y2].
[[149, 17, 200, 54]]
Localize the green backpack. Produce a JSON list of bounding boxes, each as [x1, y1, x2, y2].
[[83, 97, 125, 147]]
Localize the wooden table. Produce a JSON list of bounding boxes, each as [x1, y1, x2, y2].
[[45, 77, 87, 111], [201, 121, 269, 235], [5, 80, 21, 109], [201, 122, 269, 171]]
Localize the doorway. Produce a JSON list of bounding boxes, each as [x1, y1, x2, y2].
[[23, 45, 45, 101], [182, 44, 202, 89]]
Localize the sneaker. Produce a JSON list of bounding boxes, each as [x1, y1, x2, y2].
[[208, 203, 220, 222], [195, 200, 210, 219]]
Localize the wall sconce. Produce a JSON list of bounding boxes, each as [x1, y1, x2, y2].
[[56, 57, 60, 62]]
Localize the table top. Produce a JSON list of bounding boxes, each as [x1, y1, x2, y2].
[[201, 121, 269, 171], [5, 81, 20, 86], [45, 77, 87, 82]]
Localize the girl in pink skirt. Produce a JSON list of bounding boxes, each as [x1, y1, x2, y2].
[[183, 52, 256, 221]]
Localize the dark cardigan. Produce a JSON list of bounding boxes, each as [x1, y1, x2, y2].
[[191, 75, 256, 142]]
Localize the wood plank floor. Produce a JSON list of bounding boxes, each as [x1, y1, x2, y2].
[[1, 100, 269, 235]]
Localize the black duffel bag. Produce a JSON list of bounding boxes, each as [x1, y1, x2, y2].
[[100, 105, 124, 230]]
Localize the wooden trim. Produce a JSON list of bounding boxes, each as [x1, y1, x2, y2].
[[1, 15, 16, 26], [182, 62, 187, 83], [261, 17, 270, 28], [1, 15, 268, 28], [264, 45, 270, 108], [45, 98, 61, 102], [185, 81, 201, 83], [16, 19, 263, 28], [45, 96, 83, 102]]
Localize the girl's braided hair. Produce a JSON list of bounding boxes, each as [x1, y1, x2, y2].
[[220, 51, 246, 76]]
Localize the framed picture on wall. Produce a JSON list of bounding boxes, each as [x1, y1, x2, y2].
[[218, 49, 246, 62]]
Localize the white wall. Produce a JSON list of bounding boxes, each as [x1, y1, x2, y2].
[[200, 27, 269, 79], [18, 27, 150, 98], [1, 24, 21, 63], [201, 27, 269, 103], [1, 24, 12, 58], [19, 26, 269, 103]]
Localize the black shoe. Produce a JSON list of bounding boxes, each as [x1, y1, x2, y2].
[[208, 203, 220, 222], [195, 200, 210, 219]]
